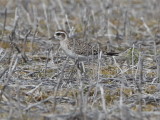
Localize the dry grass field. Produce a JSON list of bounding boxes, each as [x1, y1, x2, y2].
[[0, 0, 160, 120]]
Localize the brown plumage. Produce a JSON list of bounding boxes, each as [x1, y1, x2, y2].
[[53, 30, 118, 60]]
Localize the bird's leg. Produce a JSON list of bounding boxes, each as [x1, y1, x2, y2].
[[75, 60, 85, 75]]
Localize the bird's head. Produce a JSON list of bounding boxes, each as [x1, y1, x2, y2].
[[54, 30, 68, 41]]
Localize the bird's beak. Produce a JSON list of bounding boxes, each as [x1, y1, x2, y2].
[[49, 35, 55, 40]]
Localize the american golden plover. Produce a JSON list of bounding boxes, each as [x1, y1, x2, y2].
[[52, 30, 118, 61]]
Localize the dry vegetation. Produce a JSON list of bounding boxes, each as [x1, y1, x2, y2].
[[0, 0, 160, 120]]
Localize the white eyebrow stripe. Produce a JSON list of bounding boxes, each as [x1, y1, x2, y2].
[[55, 30, 66, 33], [56, 31, 64, 33]]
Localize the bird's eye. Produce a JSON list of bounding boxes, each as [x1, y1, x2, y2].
[[56, 33, 61, 36]]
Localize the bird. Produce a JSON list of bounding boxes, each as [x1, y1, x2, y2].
[[51, 30, 118, 61]]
